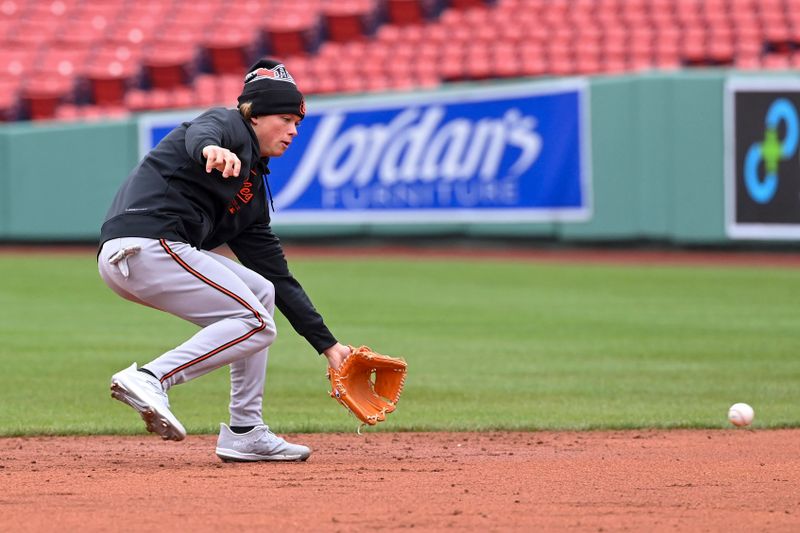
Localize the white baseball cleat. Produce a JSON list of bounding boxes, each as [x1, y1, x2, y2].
[[215, 423, 311, 462], [110, 363, 186, 441]]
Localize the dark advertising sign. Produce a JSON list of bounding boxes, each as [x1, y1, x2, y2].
[[726, 79, 800, 239]]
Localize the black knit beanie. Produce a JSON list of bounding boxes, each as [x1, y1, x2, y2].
[[237, 59, 305, 119]]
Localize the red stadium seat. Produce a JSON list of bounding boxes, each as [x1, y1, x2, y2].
[[154, 25, 208, 47], [440, 55, 465, 82], [169, 0, 219, 23], [21, 72, 75, 120], [127, 88, 197, 112], [0, 49, 37, 79], [734, 51, 761, 70], [218, 74, 244, 104], [191, 73, 219, 106], [549, 57, 575, 77], [449, 0, 490, 8], [762, 53, 791, 70], [262, 15, 321, 57], [39, 46, 94, 78], [412, 58, 440, 85], [653, 55, 680, 71], [5, 19, 62, 48], [123, 89, 150, 112], [142, 45, 196, 90], [764, 24, 793, 53], [708, 41, 735, 66], [203, 31, 258, 75], [374, 23, 403, 44], [106, 19, 161, 47], [323, 1, 377, 43], [55, 104, 130, 122], [464, 44, 492, 80], [310, 74, 340, 94], [602, 58, 629, 75], [575, 56, 602, 75], [519, 61, 555, 81], [139, 89, 172, 111], [167, 87, 196, 109], [53, 104, 82, 121], [493, 55, 522, 79], [86, 60, 138, 106], [397, 23, 427, 44], [681, 34, 708, 66], [386, 0, 427, 26], [602, 37, 628, 62], [267, 26, 309, 57], [364, 74, 392, 93]]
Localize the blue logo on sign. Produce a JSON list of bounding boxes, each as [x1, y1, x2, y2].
[[744, 98, 798, 203]]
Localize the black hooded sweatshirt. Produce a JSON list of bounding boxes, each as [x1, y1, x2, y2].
[[100, 107, 337, 353]]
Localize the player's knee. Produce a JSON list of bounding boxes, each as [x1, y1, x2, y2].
[[249, 313, 276, 349]]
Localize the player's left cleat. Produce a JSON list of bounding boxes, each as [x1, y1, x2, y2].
[[215, 423, 311, 462], [110, 363, 186, 441]]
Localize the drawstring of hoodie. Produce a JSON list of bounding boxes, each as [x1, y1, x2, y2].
[[262, 173, 275, 212]]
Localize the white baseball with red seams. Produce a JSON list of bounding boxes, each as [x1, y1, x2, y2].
[[728, 403, 755, 427]]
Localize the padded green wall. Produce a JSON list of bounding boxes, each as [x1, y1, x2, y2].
[[555, 71, 726, 243], [0, 119, 139, 240]]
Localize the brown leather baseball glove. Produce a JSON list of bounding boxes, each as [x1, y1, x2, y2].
[[327, 345, 407, 426]]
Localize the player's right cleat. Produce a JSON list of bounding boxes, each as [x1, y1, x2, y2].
[[110, 363, 186, 441], [215, 423, 311, 462]]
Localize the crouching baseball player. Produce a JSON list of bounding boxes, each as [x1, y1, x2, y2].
[[97, 59, 351, 462]]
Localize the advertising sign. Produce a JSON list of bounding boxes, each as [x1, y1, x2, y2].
[[725, 79, 800, 239], [139, 80, 592, 224]]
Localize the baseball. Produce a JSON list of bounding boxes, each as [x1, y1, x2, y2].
[[728, 403, 754, 427]]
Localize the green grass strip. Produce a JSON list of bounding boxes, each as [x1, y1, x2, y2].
[[0, 253, 798, 435]]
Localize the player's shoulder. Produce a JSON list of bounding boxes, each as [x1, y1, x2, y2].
[[187, 107, 251, 142], [190, 106, 241, 124]]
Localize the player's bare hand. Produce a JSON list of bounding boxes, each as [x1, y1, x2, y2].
[[323, 343, 351, 371], [202, 145, 241, 178]]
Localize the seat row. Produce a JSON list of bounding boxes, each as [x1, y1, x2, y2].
[[4, 0, 800, 121]]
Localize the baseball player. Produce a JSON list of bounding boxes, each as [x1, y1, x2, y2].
[[97, 59, 350, 462]]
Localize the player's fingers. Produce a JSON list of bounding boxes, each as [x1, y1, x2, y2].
[[202, 146, 214, 171], [205, 150, 219, 173], [232, 156, 241, 177], [222, 157, 234, 178]]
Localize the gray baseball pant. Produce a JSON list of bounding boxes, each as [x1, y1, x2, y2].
[[98, 237, 277, 427]]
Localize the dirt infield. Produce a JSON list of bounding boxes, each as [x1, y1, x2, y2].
[[2, 430, 798, 532]]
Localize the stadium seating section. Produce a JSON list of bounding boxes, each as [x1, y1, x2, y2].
[[1, 0, 799, 121]]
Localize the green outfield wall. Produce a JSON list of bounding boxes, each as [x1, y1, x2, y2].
[[0, 71, 748, 244], [557, 71, 727, 243], [0, 119, 140, 240]]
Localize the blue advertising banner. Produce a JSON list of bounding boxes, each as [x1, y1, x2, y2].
[[139, 80, 592, 224]]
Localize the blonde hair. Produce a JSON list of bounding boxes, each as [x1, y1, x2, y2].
[[238, 101, 254, 120]]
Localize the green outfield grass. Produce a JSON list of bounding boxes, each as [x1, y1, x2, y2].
[[0, 251, 798, 436]]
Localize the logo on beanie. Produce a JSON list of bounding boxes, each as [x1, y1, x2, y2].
[[244, 64, 296, 85]]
